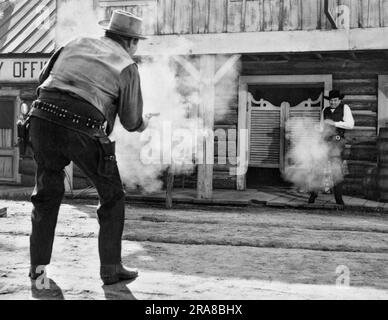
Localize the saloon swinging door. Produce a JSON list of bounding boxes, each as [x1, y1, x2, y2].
[[237, 75, 333, 190]]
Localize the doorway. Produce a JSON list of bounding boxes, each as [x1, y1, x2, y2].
[[247, 84, 323, 188], [0, 95, 20, 184], [237, 75, 332, 190]]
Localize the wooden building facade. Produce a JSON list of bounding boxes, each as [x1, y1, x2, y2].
[[124, 0, 388, 198], [0, 0, 54, 186], [1, 0, 388, 200], [99, 0, 388, 34]]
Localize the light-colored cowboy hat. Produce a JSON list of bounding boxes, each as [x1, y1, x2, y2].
[[100, 10, 147, 40]]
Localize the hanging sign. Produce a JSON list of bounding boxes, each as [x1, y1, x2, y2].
[[0, 58, 49, 82]]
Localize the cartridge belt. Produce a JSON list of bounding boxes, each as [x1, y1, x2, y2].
[[30, 100, 106, 137]]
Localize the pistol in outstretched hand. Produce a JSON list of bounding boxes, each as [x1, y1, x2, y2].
[[139, 113, 161, 132], [145, 113, 161, 120]]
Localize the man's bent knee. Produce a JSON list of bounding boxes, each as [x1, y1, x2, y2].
[[99, 187, 125, 208]]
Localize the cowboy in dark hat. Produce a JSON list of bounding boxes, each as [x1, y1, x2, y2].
[[308, 90, 355, 205], [28, 10, 150, 285]]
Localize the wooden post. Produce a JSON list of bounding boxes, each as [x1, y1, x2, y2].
[[279, 102, 290, 174], [378, 75, 388, 133], [172, 54, 239, 197], [166, 166, 174, 209], [237, 82, 248, 191], [197, 54, 216, 199]]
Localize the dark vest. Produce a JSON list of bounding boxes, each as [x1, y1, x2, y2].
[[323, 104, 346, 137]]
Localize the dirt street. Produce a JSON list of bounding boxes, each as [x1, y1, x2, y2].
[[0, 199, 387, 300]]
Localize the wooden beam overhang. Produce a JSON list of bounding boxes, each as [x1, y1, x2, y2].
[[137, 28, 388, 56]]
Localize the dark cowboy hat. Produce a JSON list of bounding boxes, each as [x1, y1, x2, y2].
[[99, 10, 147, 40], [324, 90, 345, 100]]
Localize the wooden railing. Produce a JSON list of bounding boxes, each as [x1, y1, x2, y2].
[[98, 0, 388, 35]]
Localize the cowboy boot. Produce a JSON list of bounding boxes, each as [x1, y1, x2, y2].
[[29, 265, 47, 280], [100, 263, 138, 285], [333, 184, 345, 205]]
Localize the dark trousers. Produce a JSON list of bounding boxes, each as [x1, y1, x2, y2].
[[29, 115, 125, 266], [310, 137, 346, 204], [310, 183, 343, 203]]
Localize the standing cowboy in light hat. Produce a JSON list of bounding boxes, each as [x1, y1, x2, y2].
[[28, 10, 150, 285], [308, 90, 355, 205]]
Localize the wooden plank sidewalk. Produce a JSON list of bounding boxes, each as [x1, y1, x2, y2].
[[68, 186, 388, 213], [1, 185, 388, 213]]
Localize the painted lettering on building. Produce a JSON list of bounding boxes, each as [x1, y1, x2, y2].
[[0, 58, 49, 82]]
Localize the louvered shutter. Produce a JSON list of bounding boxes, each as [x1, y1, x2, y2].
[[289, 110, 321, 120], [249, 105, 281, 168], [248, 94, 323, 170]]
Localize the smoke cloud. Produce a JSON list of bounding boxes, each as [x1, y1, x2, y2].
[[283, 118, 345, 192], [112, 54, 240, 194], [110, 56, 201, 193], [56, 0, 103, 47]]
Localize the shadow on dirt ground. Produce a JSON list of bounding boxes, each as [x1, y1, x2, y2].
[[102, 280, 137, 300], [30, 279, 65, 300]]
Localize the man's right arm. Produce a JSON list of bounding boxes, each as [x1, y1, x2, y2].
[[117, 64, 146, 132]]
